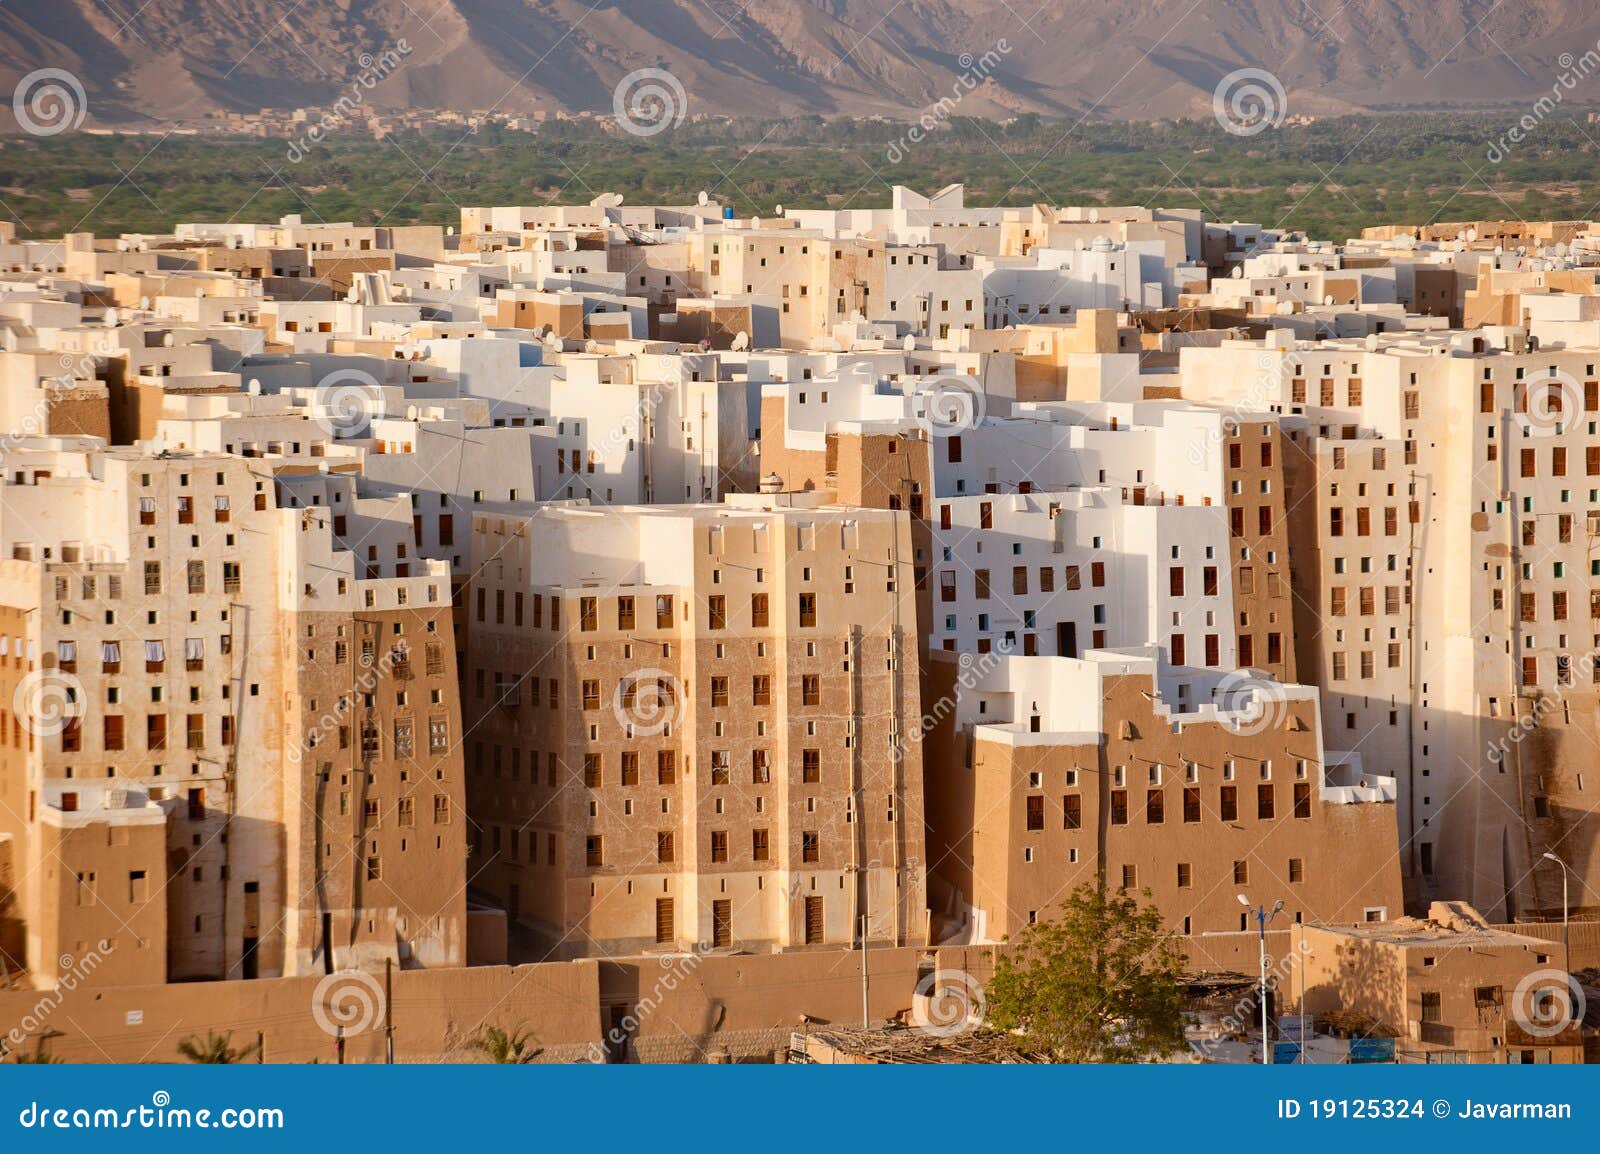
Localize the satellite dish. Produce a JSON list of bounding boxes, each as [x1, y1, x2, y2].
[[1466, 228, 1478, 243], [406, 405, 418, 421], [138, 296, 150, 310], [730, 331, 749, 351], [697, 190, 710, 206], [1088, 209, 1100, 223], [104, 307, 119, 327], [584, 339, 597, 353], [903, 334, 916, 352], [318, 460, 331, 475], [247, 379, 261, 395], [1365, 334, 1379, 351], [752, 216, 762, 227], [1231, 266, 1243, 279], [447, 226, 455, 236], [775, 204, 784, 216], [162, 333, 174, 348], [1323, 294, 1334, 306], [147, 433, 166, 456], [1494, 245, 1504, 256]]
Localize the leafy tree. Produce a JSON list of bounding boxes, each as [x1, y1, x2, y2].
[[6, 1043, 61, 1064], [8, 112, 1600, 241], [468, 1023, 543, 1064], [177, 1029, 259, 1064], [986, 882, 1187, 1062]]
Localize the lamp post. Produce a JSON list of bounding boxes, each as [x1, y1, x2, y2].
[[1238, 894, 1284, 1065], [1541, 851, 1571, 968]]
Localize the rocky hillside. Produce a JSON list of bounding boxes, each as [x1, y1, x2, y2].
[[0, 0, 1593, 127]]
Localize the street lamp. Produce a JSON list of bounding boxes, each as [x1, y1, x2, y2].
[[1239, 893, 1285, 1065], [1541, 852, 1571, 967]]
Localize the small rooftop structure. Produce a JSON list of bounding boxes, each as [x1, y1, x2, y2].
[[1307, 901, 1548, 951], [789, 1024, 1045, 1065]]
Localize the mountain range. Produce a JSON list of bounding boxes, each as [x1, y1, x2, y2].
[[1, 0, 1596, 127]]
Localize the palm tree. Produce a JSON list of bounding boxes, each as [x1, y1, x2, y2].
[[177, 1029, 258, 1064], [8, 1045, 60, 1064], [468, 1023, 542, 1064]]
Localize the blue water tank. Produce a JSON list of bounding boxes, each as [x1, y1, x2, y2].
[[723, 206, 735, 220]]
